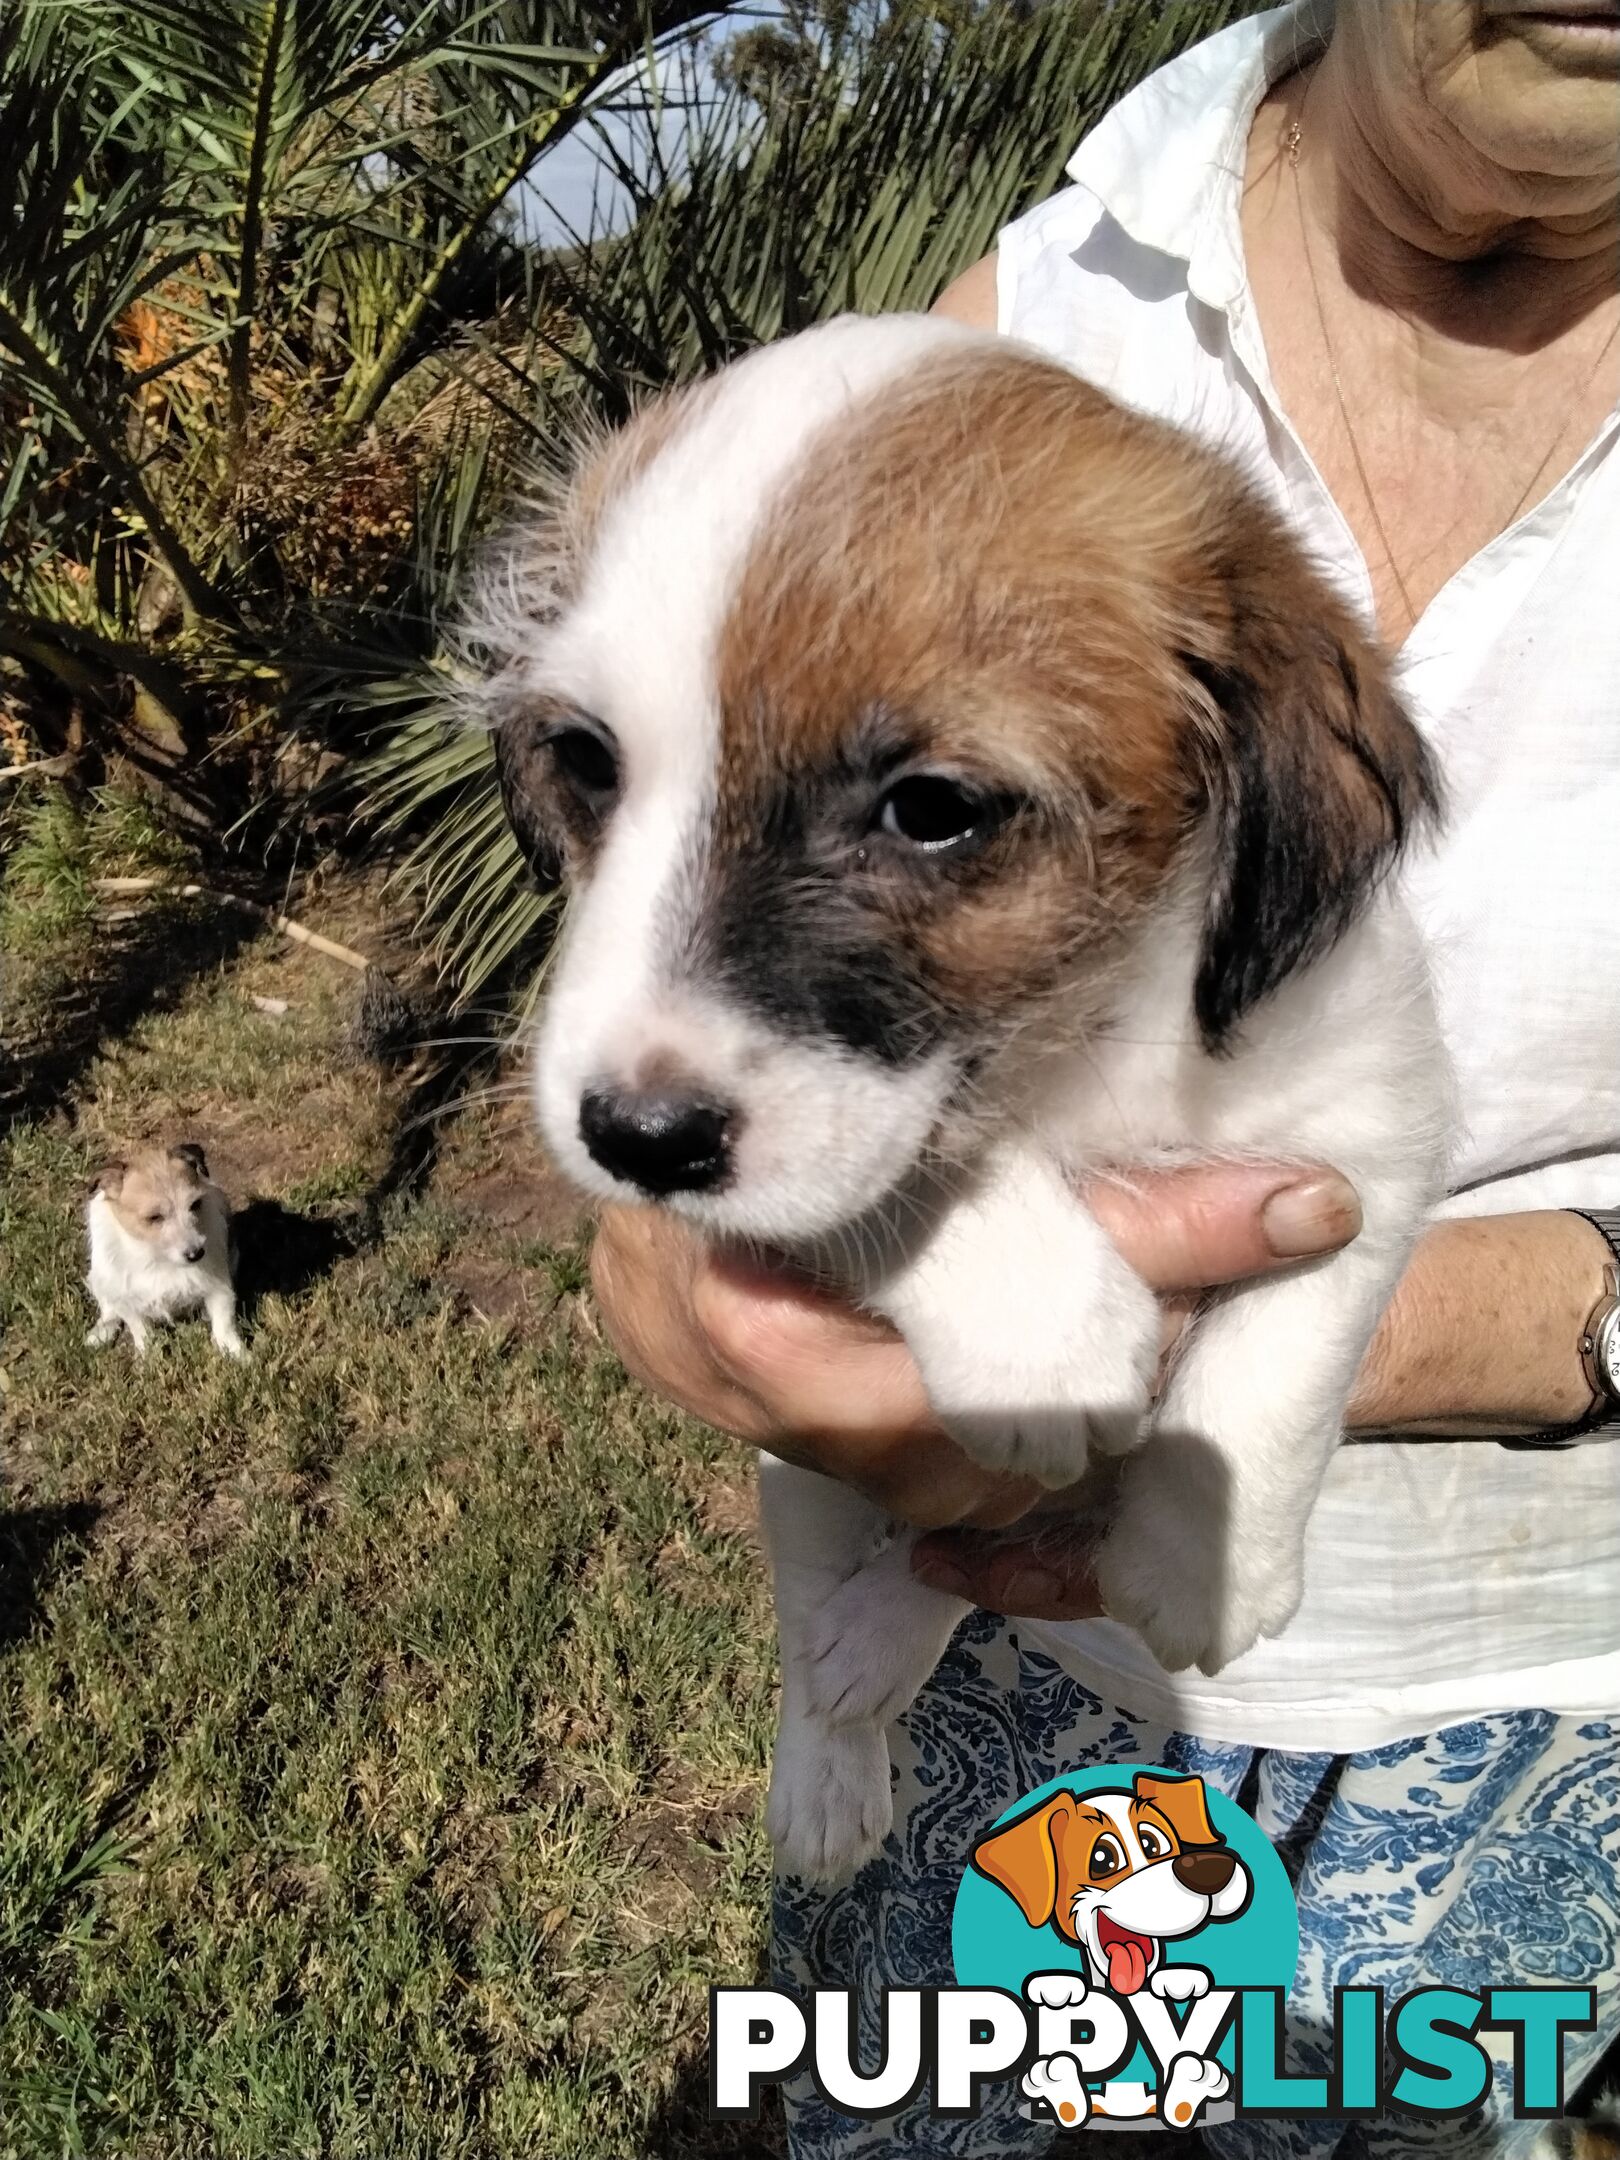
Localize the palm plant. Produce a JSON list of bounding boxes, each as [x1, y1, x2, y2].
[[1, 0, 1263, 1007], [0, 0, 733, 823]]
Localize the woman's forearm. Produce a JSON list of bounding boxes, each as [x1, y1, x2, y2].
[[1348, 1210, 1613, 1437]]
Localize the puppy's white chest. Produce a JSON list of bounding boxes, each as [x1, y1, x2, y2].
[[89, 1242, 207, 1318], [136, 1260, 208, 1318]]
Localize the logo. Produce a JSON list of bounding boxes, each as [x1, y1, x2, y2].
[[952, 1766, 1294, 2129], [710, 1764, 1595, 2130]]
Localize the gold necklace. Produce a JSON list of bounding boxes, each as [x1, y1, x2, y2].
[[1284, 94, 1620, 636]]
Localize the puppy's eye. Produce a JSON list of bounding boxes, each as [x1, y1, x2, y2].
[[874, 775, 1004, 856], [547, 724, 618, 800], [1089, 1835, 1125, 1880], [1138, 1826, 1169, 1860], [190, 1198, 204, 1215], [146, 1211, 164, 1228]]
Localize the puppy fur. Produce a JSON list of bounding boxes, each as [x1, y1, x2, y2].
[[476, 315, 1451, 1878], [85, 1142, 244, 1359]]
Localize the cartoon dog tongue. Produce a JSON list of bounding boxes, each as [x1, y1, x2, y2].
[[1097, 1917, 1153, 1994]]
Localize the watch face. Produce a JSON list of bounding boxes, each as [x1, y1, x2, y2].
[[1599, 1307, 1620, 1402]]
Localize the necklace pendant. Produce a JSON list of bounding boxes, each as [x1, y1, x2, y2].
[[1284, 119, 1302, 169]]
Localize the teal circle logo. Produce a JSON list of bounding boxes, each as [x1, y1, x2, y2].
[[951, 1765, 1298, 2120]]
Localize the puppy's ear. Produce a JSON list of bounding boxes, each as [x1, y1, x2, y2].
[[91, 1158, 128, 1197], [170, 1141, 209, 1180], [494, 721, 565, 890], [1185, 574, 1438, 1053], [970, 1793, 1075, 1930], [1133, 1772, 1220, 1850]]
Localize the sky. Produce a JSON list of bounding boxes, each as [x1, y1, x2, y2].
[[511, 25, 745, 248]]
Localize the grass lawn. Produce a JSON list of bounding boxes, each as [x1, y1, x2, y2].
[[0, 868, 782, 2159]]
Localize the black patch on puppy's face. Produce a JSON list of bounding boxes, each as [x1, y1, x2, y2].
[[494, 706, 622, 890], [696, 819, 950, 1068], [494, 717, 567, 890], [686, 730, 1035, 1069]]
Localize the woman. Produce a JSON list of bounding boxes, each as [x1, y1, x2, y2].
[[595, 2, 1620, 2152]]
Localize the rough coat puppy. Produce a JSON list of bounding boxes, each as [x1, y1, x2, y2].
[[85, 1141, 245, 1359], [476, 315, 1449, 1879]]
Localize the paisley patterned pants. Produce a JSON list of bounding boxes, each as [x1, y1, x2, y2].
[[773, 1611, 1620, 2159]]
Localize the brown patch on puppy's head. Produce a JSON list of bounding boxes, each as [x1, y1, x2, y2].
[[91, 1158, 129, 1199], [1131, 1771, 1220, 1851], [705, 341, 1435, 1061]]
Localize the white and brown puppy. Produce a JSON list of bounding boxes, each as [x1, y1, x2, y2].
[[476, 314, 1449, 1877], [85, 1142, 245, 1359]]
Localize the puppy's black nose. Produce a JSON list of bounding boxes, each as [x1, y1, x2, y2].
[[181, 1240, 206, 1264], [579, 1086, 733, 1196]]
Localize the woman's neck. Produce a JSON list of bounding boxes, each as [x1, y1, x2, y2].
[[1298, 41, 1620, 351]]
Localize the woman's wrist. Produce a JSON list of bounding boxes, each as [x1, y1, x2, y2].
[[1347, 1211, 1613, 1438]]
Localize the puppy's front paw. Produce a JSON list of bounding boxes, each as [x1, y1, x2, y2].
[[1096, 1453, 1304, 1677], [914, 1275, 1159, 1488], [766, 1719, 892, 1880], [215, 1331, 248, 1361], [85, 1318, 120, 1349]]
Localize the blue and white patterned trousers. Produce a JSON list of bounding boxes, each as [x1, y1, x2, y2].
[[773, 1610, 1620, 2159]]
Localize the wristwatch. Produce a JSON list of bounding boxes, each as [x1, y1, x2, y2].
[[1505, 1209, 1620, 1449]]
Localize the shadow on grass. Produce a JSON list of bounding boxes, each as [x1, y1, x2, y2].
[[0, 898, 263, 1132], [363, 1035, 506, 1217], [0, 1500, 101, 1651], [639, 2059, 787, 2159], [232, 1196, 359, 1314]]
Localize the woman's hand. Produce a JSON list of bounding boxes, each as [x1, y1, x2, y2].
[[590, 1183, 1612, 1623], [589, 1163, 1364, 1587]]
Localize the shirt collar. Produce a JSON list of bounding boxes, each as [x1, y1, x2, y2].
[[1063, 1, 1333, 313]]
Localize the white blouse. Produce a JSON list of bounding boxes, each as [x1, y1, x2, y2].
[[998, 2, 1620, 1749]]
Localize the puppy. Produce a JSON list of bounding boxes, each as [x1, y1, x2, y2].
[[475, 314, 1449, 1876], [85, 1142, 245, 1359], [972, 1772, 1250, 1996]]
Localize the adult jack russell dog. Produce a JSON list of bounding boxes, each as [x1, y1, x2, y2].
[[474, 315, 1449, 1879], [85, 1142, 245, 1359]]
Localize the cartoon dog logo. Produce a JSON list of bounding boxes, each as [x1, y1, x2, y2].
[[970, 1772, 1251, 2131]]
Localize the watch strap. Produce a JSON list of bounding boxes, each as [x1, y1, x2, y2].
[[1501, 1208, 1620, 1450]]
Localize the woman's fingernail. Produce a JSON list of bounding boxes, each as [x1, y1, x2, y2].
[[914, 1557, 971, 1597], [920, 1563, 972, 1598], [1261, 1173, 1362, 1259], [1000, 1568, 1062, 1611]]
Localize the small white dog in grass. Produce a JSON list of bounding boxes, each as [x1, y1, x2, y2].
[[85, 1141, 245, 1359]]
